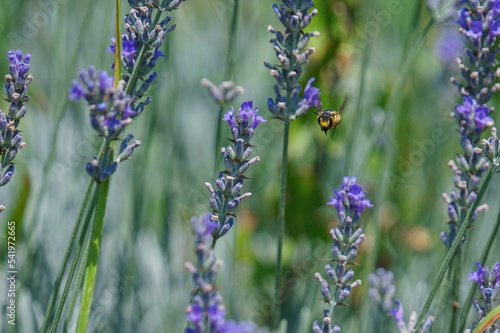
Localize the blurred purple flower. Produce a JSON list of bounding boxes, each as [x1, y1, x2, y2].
[[433, 26, 463, 63]]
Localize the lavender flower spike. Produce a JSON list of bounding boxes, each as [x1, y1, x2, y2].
[[185, 215, 267, 333], [389, 300, 434, 333], [441, 0, 500, 249], [313, 177, 372, 330], [368, 267, 396, 315], [467, 262, 500, 330], [206, 101, 266, 240], [1, 50, 32, 208], [265, 0, 322, 121]]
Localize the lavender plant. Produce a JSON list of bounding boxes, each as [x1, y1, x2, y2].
[[312, 177, 372, 331], [201, 77, 245, 175], [0, 50, 32, 212], [184, 214, 261, 333], [185, 102, 266, 332], [467, 262, 500, 331], [441, 0, 499, 249], [206, 101, 265, 245], [265, 0, 322, 324], [415, 1, 500, 329], [41, 1, 185, 332], [368, 267, 396, 316], [367, 267, 435, 332], [390, 300, 434, 333]]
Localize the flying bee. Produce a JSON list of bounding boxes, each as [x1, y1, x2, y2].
[[314, 95, 348, 135]]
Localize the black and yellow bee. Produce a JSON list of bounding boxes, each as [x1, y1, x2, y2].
[[314, 95, 348, 135]]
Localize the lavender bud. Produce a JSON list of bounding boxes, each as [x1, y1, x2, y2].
[[341, 269, 354, 284], [99, 161, 118, 183], [4, 148, 17, 164], [0, 165, 14, 186], [325, 264, 338, 284], [337, 286, 351, 302]]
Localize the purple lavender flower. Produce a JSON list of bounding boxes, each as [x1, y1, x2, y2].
[[368, 267, 396, 315], [469, 262, 500, 318], [441, 0, 500, 249], [433, 26, 464, 63], [201, 78, 244, 106], [389, 300, 434, 333], [70, 67, 135, 141], [265, 1, 321, 120], [313, 177, 372, 330], [107, 4, 176, 99], [207, 101, 265, 240], [69, 67, 144, 182], [1, 50, 32, 202], [327, 176, 373, 224], [184, 214, 265, 333], [293, 77, 322, 118], [312, 309, 341, 333]]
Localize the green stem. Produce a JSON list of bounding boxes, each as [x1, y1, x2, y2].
[[47, 185, 99, 333], [224, 0, 239, 82], [76, 176, 111, 333], [213, 103, 225, 177], [414, 165, 497, 331], [39, 179, 97, 333], [64, 207, 95, 332], [458, 208, 500, 332], [343, 0, 376, 175], [213, 0, 240, 177], [275, 119, 290, 328], [449, 253, 462, 333], [357, 18, 434, 178]]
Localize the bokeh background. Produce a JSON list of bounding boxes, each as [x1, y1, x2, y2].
[[1, 0, 500, 332]]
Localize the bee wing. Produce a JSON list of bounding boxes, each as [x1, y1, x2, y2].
[[338, 95, 348, 113]]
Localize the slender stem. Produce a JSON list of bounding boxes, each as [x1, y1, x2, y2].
[[113, 0, 122, 84], [414, 165, 497, 331], [343, 0, 376, 175], [224, 0, 239, 82], [213, 103, 225, 177], [76, 176, 111, 333], [458, 208, 500, 332], [39, 179, 97, 333], [213, 0, 240, 177], [449, 253, 462, 333], [63, 199, 96, 332], [275, 119, 290, 328], [357, 18, 434, 178], [126, 46, 147, 95], [48, 185, 99, 333]]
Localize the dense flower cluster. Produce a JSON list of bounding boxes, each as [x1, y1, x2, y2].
[[468, 262, 500, 331], [390, 300, 434, 333], [201, 78, 244, 106], [441, 0, 500, 248], [69, 0, 185, 183], [109, 2, 177, 99], [483, 127, 500, 165], [312, 177, 372, 330], [0, 50, 32, 210], [312, 309, 341, 333], [265, 0, 322, 121], [206, 101, 266, 240], [184, 214, 265, 333], [368, 267, 396, 315], [70, 67, 136, 141]]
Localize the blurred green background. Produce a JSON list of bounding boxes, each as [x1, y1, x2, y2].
[[1, 0, 500, 332]]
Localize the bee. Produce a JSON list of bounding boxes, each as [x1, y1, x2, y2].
[[314, 95, 348, 135]]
